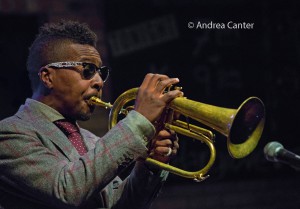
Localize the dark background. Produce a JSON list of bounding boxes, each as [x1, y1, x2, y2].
[[104, 0, 300, 180], [1, 0, 299, 208]]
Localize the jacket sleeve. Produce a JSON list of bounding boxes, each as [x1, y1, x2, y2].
[[107, 161, 169, 209], [0, 110, 157, 209]]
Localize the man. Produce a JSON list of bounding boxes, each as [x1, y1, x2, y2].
[[0, 20, 182, 209]]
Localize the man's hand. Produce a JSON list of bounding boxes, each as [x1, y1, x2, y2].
[[134, 73, 183, 123], [148, 129, 179, 163]]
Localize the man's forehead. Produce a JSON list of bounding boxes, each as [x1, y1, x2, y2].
[[63, 43, 102, 65]]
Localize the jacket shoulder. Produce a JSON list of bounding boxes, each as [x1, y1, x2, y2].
[[0, 115, 37, 134]]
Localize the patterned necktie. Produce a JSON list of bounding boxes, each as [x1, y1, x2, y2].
[[55, 120, 87, 155]]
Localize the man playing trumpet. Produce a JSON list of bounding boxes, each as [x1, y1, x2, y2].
[[0, 20, 182, 209]]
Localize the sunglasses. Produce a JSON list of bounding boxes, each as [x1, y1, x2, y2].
[[44, 61, 110, 82]]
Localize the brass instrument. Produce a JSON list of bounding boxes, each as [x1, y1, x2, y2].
[[89, 88, 265, 182]]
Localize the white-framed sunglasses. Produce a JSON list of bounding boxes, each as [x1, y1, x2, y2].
[[44, 61, 110, 82]]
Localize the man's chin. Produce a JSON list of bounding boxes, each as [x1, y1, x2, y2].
[[77, 108, 94, 121], [75, 102, 96, 121], [77, 114, 92, 121]]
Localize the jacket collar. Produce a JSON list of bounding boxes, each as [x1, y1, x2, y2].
[[15, 99, 85, 161]]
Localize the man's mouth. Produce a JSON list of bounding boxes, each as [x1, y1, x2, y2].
[[84, 99, 96, 114], [84, 95, 99, 106]]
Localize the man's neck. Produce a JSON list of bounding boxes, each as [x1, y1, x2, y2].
[[31, 92, 70, 120]]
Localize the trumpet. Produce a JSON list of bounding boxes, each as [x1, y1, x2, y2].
[[88, 88, 265, 182]]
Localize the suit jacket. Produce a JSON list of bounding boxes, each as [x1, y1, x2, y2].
[[0, 99, 168, 209]]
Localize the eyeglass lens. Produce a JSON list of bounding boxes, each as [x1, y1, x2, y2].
[[82, 64, 109, 81]]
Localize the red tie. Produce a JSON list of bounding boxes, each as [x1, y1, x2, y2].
[[55, 120, 87, 155]]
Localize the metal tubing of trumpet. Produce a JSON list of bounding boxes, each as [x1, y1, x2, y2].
[[91, 87, 265, 181], [172, 120, 215, 141], [108, 88, 138, 130], [169, 97, 236, 136], [146, 123, 216, 181]]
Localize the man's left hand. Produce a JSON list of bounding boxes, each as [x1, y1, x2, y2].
[[148, 129, 179, 163]]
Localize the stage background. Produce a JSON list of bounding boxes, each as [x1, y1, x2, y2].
[[0, 0, 299, 208]]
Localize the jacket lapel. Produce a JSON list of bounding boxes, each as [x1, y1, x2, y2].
[[15, 101, 80, 161]]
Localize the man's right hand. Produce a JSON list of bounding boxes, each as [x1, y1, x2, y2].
[[134, 73, 183, 123]]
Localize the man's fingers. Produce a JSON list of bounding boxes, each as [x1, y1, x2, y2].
[[140, 73, 170, 90], [162, 90, 184, 103], [155, 77, 180, 93], [153, 139, 173, 147]]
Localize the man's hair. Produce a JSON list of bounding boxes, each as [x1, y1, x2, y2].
[[27, 20, 98, 91]]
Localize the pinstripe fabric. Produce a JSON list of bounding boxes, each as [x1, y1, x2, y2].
[[0, 99, 169, 209]]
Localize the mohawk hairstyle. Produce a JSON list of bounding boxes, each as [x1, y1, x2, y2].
[[27, 20, 98, 91], [37, 20, 97, 46]]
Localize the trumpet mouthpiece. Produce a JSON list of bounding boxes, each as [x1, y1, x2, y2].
[[88, 96, 113, 109]]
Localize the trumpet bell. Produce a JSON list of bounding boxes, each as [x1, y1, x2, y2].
[[170, 96, 265, 159], [227, 97, 265, 158]]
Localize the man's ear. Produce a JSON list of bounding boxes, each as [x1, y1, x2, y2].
[[39, 67, 54, 89]]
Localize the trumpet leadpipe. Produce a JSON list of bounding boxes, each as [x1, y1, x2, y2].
[[88, 96, 113, 109]]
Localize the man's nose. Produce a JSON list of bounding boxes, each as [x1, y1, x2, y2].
[[91, 73, 104, 91]]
